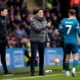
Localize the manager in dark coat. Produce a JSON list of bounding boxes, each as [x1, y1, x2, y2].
[[0, 6, 12, 75]]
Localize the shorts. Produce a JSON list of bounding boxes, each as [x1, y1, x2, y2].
[[64, 43, 78, 54]]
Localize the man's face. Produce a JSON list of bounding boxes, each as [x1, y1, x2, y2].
[[37, 10, 44, 17], [1, 9, 8, 17]]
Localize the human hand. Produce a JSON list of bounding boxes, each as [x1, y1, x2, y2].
[[47, 22, 51, 28]]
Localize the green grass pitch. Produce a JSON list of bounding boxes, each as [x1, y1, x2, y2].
[[0, 64, 80, 80]]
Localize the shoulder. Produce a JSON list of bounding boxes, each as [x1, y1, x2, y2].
[[60, 18, 67, 24], [61, 18, 67, 22], [31, 15, 38, 22], [30, 16, 36, 24], [74, 19, 79, 23], [42, 17, 47, 23], [72, 18, 79, 25]]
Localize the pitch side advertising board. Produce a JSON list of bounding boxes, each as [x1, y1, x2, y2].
[[0, 48, 25, 69]]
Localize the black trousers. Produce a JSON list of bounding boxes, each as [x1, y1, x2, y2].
[[30, 41, 45, 74], [0, 41, 8, 73]]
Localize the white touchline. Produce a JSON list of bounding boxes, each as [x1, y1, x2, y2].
[[2, 72, 80, 80], [2, 74, 64, 80]]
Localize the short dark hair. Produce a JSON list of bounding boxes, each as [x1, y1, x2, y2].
[[0, 6, 7, 12], [36, 8, 43, 13], [68, 9, 76, 15], [33, 8, 43, 14]]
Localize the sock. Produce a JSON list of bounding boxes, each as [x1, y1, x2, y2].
[[72, 68, 75, 73], [73, 60, 78, 68], [65, 61, 69, 71]]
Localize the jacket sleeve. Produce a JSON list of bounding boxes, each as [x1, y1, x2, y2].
[[46, 29, 50, 42], [30, 19, 47, 32], [76, 24, 80, 37]]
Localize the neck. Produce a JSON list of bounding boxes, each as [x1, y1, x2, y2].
[[35, 15, 43, 21], [69, 16, 76, 19]]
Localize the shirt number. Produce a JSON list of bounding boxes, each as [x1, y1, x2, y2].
[[66, 25, 72, 34]]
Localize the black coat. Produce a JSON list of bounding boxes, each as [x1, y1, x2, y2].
[[0, 16, 7, 42]]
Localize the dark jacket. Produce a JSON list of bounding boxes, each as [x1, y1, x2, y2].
[[0, 16, 7, 42], [30, 15, 49, 42]]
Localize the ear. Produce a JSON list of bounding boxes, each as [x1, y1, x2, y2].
[[1, 11, 3, 15]]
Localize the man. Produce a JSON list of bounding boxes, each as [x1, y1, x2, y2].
[[56, 9, 80, 77], [30, 8, 51, 76], [0, 6, 12, 75]]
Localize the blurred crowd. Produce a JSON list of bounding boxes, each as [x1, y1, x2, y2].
[[0, 0, 66, 48], [0, 0, 31, 48]]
